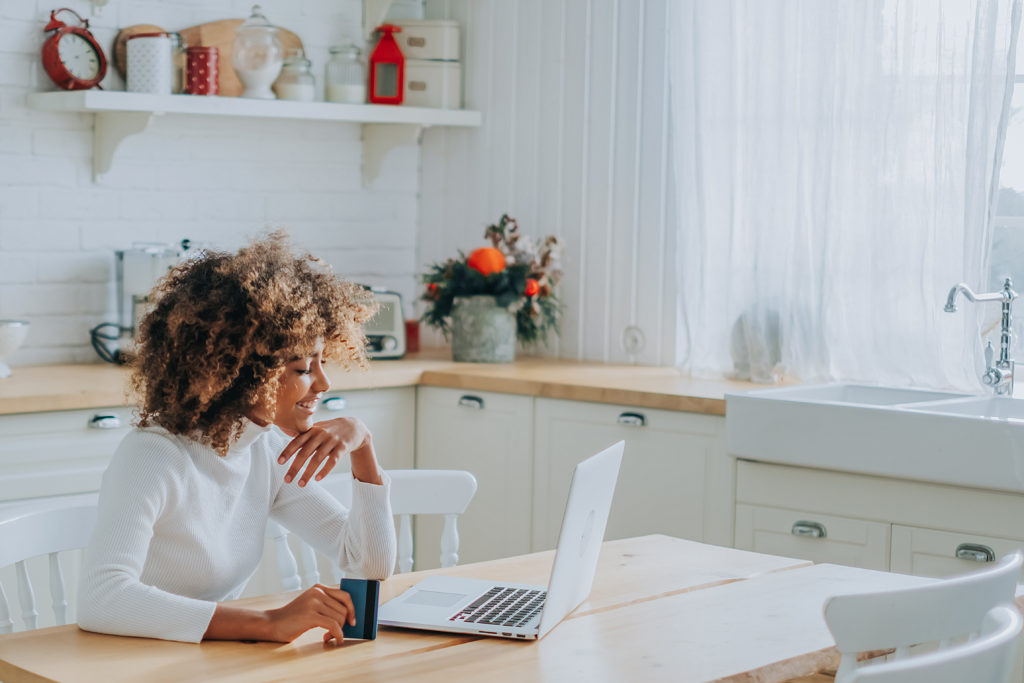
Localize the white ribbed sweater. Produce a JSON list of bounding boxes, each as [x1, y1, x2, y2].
[[77, 420, 397, 643]]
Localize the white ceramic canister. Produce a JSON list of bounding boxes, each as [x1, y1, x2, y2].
[[126, 32, 174, 95]]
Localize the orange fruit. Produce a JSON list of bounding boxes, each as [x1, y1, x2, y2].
[[467, 247, 506, 275]]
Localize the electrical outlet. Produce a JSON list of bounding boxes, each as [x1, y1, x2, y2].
[[621, 325, 646, 355]]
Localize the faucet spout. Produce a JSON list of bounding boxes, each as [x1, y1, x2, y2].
[[944, 282, 1005, 313]]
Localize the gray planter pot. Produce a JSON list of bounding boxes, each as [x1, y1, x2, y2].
[[451, 295, 516, 363]]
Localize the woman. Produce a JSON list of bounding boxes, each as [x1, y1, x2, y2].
[[77, 234, 397, 644]]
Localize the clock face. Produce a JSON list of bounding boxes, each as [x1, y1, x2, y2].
[[57, 32, 101, 80]]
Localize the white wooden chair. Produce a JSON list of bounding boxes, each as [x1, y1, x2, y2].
[[0, 499, 98, 632], [270, 469, 478, 590], [824, 550, 1023, 682], [844, 604, 1022, 683]]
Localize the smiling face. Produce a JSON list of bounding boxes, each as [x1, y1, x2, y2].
[[260, 341, 331, 436]]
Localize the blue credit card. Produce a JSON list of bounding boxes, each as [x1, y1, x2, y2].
[[341, 578, 380, 640]]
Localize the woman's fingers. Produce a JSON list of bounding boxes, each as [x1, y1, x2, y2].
[[316, 610, 346, 644], [283, 431, 331, 484], [279, 418, 372, 485], [318, 585, 357, 626], [302, 450, 338, 485], [278, 429, 314, 465]]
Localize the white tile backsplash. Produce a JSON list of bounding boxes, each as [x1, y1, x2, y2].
[[0, 0, 423, 365]]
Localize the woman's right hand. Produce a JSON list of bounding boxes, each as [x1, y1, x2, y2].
[[264, 584, 356, 643]]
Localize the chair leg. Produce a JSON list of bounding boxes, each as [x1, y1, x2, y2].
[[299, 543, 320, 589], [440, 513, 459, 568], [0, 583, 13, 633], [48, 553, 68, 626], [15, 560, 38, 631], [398, 515, 413, 574]]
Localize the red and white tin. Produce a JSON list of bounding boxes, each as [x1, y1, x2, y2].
[[185, 46, 219, 95]]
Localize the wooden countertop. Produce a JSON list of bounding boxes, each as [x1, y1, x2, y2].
[[0, 350, 765, 416]]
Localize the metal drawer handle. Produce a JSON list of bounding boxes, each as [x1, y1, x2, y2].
[[791, 521, 827, 539], [89, 414, 122, 430], [617, 412, 646, 427], [458, 395, 484, 409], [955, 543, 996, 563], [321, 397, 347, 412]]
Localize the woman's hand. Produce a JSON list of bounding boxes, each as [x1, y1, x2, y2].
[[203, 585, 355, 643], [265, 584, 356, 644], [278, 417, 383, 486]]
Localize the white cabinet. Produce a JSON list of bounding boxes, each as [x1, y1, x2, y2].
[[532, 398, 730, 551], [735, 460, 1024, 575], [414, 386, 534, 569]]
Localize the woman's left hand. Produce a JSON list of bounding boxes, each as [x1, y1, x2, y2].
[[278, 417, 382, 487]]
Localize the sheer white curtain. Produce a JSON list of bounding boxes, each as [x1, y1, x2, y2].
[[669, 0, 1021, 389]]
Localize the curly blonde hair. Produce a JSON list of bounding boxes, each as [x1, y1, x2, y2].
[[130, 232, 375, 455]]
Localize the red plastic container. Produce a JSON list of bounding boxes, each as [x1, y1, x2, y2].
[[184, 46, 219, 95]]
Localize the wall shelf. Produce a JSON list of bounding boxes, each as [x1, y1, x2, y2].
[[26, 90, 482, 184]]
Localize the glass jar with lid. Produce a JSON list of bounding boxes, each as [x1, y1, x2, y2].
[[273, 48, 315, 101], [325, 44, 366, 104]]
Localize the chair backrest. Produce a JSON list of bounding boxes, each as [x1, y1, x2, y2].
[[825, 550, 1023, 682], [0, 499, 98, 633], [845, 605, 1022, 683], [269, 469, 478, 590]]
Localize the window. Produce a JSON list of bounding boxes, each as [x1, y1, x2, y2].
[[990, 43, 1024, 356]]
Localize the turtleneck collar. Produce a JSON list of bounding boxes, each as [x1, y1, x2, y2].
[[226, 419, 273, 455]]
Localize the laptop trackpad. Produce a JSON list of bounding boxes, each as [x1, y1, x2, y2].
[[405, 590, 467, 607]]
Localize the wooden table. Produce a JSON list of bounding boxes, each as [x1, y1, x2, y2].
[[0, 535, 934, 683]]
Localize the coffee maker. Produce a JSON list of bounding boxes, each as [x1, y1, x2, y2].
[[117, 243, 184, 337], [91, 242, 189, 363]]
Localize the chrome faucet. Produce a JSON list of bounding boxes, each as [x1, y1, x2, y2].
[[944, 277, 1018, 395]]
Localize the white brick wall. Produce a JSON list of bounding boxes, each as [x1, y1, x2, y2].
[[0, 0, 425, 366]]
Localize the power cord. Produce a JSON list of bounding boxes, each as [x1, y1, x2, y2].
[[89, 322, 125, 364]]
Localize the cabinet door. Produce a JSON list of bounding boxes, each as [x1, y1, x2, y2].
[[532, 398, 725, 552], [414, 386, 534, 569], [313, 387, 415, 470], [734, 503, 891, 571], [890, 525, 1024, 579], [0, 406, 133, 502]]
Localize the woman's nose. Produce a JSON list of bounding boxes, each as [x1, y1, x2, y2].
[[313, 363, 331, 392]]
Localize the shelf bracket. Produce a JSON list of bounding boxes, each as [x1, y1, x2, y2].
[[361, 123, 423, 186], [93, 111, 154, 182], [364, 0, 395, 40]]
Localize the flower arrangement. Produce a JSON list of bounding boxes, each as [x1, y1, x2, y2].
[[421, 214, 563, 345]]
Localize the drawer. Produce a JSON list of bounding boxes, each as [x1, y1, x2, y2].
[[735, 503, 891, 571], [890, 524, 1024, 579], [0, 406, 133, 502]]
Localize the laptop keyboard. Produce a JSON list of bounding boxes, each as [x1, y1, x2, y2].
[[449, 586, 547, 628]]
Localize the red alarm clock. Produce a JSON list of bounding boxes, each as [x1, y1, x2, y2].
[[41, 8, 107, 90]]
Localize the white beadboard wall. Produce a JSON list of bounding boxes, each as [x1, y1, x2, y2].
[[0, 0, 424, 366], [419, 0, 677, 365]]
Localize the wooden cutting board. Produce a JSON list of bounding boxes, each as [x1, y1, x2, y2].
[[113, 19, 304, 97]]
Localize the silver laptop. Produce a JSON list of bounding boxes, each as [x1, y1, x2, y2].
[[378, 440, 624, 641]]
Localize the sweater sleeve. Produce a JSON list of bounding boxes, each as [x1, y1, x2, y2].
[[270, 469, 397, 581], [77, 432, 217, 643]]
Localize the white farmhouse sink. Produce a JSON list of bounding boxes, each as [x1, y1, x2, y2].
[[726, 384, 1024, 493]]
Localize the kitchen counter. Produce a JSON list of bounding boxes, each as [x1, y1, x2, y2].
[[0, 350, 765, 416]]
